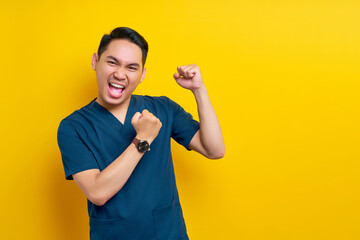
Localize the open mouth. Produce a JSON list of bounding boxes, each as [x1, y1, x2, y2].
[[108, 82, 125, 98]]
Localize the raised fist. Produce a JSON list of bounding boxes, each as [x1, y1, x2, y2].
[[131, 109, 162, 144], [173, 64, 204, 91]]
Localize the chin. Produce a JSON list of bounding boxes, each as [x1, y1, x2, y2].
[[104, 94, 129, 107]]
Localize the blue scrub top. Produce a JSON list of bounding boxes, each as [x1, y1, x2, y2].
[[57, 95, 200, 240]]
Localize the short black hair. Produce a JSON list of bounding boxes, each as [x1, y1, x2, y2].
[[97, 27, 149, 66]]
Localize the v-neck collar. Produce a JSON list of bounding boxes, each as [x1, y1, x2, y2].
[[92, 95, 136, 128]]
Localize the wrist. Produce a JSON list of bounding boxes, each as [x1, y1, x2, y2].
[[191, 84, 207, 97], [135, 135, 154, 145]]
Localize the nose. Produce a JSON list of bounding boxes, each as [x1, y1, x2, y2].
[[113, 67, 126, 80]]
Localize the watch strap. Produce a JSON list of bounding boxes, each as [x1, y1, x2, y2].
[[132, 138, 140, 146]]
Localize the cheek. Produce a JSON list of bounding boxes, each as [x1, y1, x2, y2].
[[96, 69, 110, 83], [131, 73, 143, 83]]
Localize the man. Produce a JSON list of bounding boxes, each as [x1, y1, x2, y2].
[[57, 27, 224, 240]]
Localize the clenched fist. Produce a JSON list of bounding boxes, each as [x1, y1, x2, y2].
[[131, 109, 162, 144], [173, 64, 204, 91]]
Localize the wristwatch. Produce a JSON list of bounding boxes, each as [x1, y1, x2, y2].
[[132, 138, 150, 153]]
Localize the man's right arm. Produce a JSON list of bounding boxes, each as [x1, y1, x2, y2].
[[72, 109, 162, 206]]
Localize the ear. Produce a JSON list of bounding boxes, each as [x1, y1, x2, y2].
[[91, 53, 98, 71], [140, 67, 147, 83]]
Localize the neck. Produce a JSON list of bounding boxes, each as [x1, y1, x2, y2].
[[96, 96, 132, 122]]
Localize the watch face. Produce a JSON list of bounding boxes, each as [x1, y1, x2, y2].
[[138, 140, 150, 153]]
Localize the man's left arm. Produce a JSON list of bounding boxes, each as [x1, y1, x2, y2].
[[173, 64, 225, 159]]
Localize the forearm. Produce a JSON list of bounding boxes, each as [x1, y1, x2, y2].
[[192, 85, 225, 158], [74, 143, 144, 206], [94, 143, 144, 204]]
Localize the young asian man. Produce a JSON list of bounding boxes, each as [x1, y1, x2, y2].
[[57, 27, 225, 240]]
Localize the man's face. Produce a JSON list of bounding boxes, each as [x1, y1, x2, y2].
[[91, 39, 146, 108]]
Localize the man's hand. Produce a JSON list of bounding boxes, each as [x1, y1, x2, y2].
[[173, 64, 204, 91], [131, 109, 162, 144]]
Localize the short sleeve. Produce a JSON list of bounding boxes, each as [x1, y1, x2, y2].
[[57, 119, 99, 180], [166, 97, 200, 150]]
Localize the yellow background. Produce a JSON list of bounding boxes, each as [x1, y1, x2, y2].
[[1, 0, 359, 239]]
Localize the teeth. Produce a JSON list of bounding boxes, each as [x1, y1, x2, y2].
[[110, 83, 124, 88]]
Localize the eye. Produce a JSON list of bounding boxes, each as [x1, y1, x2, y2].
[[129, 66, 138, 71], [107, 61, 116, 65]]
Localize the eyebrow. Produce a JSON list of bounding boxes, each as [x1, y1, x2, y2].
[[106, 56, 140, 67]]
